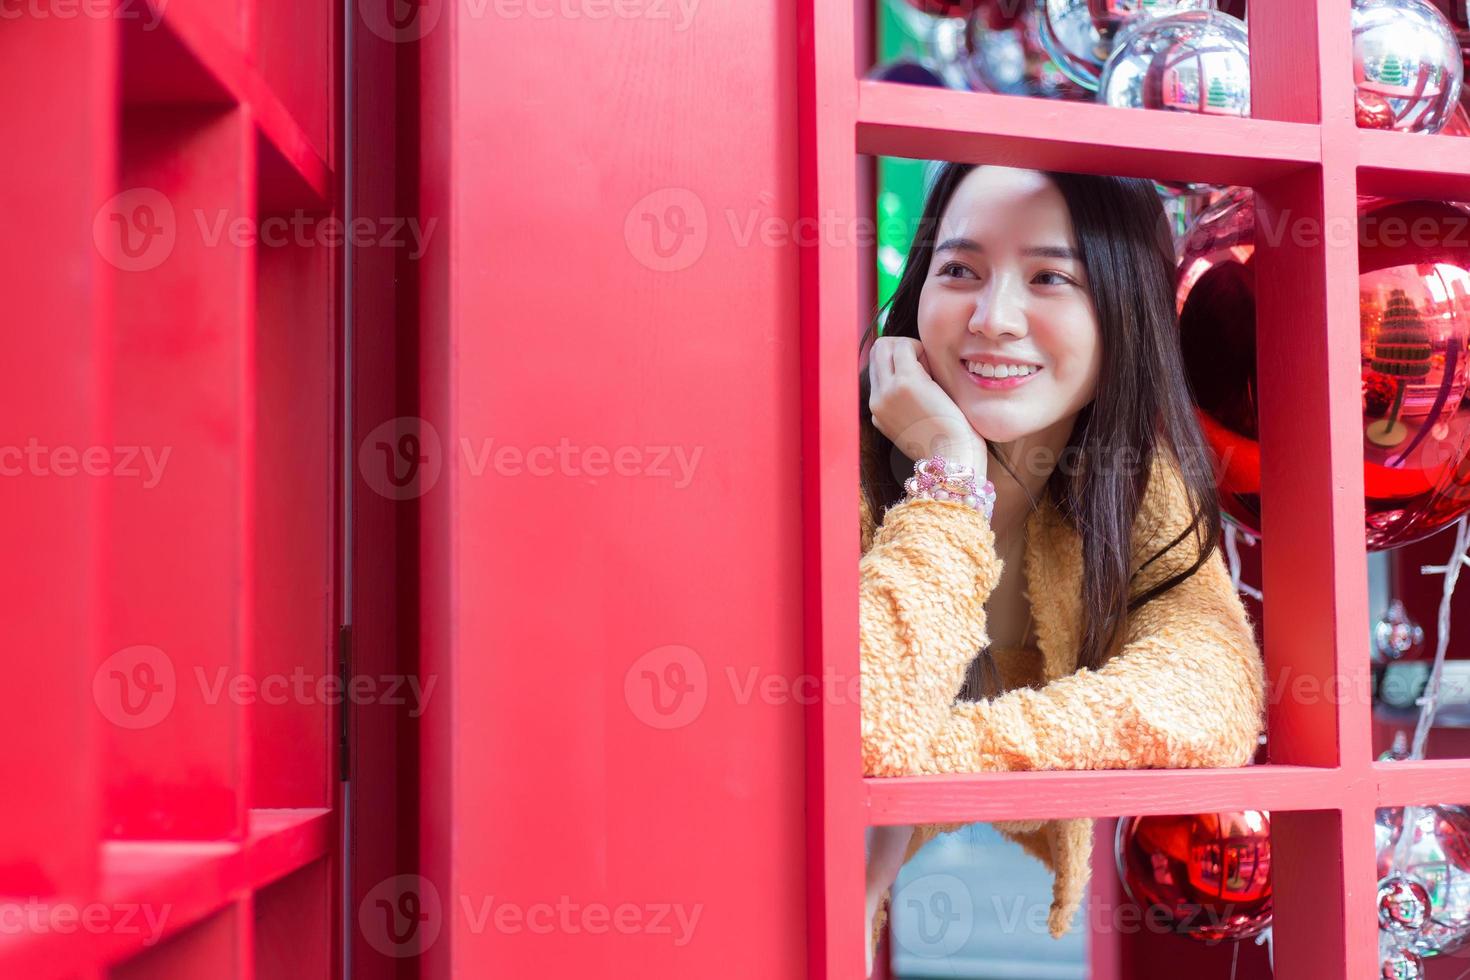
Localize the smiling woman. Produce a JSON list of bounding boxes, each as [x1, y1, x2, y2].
[[856, 163, 1266, 972]]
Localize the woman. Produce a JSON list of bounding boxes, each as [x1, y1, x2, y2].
[[858, 163, 1266, 973]]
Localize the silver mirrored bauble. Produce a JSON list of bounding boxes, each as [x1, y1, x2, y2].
[[1374, 599, 1427, 662], [1381, 931, 1427, 979], [1353, 0, 1464, 133], [962, 6, 1083, 96], [1099, 10, 1250, 115], [1376, 805, 1470, 957], [1036, 0, 1214, 91]]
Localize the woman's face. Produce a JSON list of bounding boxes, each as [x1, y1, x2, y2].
[[917, 166, 1102, 447]]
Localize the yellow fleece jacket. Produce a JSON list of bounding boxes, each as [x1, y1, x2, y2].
[[861, 450, 1265, 946]]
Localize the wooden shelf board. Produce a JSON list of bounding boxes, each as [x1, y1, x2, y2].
[[865, 765, 1353, 825], [856, 80, 1321, 187]]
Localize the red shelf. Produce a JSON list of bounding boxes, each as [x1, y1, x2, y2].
[[857, 80, 1321, 186], [1358, 127, 1470, 201], [0, 809, 330, 979], [864, 765, 1348, 825]]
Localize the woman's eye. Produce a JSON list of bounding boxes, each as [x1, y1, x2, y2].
[[1033, 270, 1076, 286], [938, 262, 977, 279]]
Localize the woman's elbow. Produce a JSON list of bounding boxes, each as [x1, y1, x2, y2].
[[1200, 644, 1266, 767]]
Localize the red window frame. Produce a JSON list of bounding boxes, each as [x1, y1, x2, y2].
[[797, 1, 1470, 976]]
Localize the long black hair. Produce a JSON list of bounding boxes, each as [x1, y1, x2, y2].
[[859, 163, 1222, 690]]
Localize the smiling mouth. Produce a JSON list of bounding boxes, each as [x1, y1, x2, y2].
[[962, 359, 1043, 390]]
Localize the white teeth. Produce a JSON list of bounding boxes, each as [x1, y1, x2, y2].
[[967, 361, 1039, 378]]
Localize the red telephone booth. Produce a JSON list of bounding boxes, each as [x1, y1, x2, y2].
[[7, 0, 1470, 977]]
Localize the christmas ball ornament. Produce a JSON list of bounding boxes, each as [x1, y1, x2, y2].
[[1177, 190, 1470, 550], [1376, 804, 1470, 957], [1381, 932, 1427, 979], [1115, 811, 1273, 941], [1353, 0, 1463, 133], [1374, 599, 1427, 662], [961, 5, 1085, 96], [1099, 10, 1251, 115], [1037, 0, 1213, 92], [1380, 874, 1433, 935]]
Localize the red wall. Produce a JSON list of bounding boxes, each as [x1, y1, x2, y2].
[[416, 1, 811, 975]]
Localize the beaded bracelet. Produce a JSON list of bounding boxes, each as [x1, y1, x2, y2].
[[902, 453, 996, 520]]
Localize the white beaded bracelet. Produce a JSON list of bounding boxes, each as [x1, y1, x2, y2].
[[902, 454, 996, 521]]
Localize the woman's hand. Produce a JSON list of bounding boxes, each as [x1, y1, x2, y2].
[[867, 336, 987, 482]]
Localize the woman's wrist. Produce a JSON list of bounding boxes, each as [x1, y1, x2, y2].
[[902, 452, 996, 520], [931, 436, 986, 481]]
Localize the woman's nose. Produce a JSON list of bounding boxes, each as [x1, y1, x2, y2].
[[969, 274, 1028, 339]]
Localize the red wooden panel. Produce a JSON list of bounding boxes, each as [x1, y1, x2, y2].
[[253, 859, 333, 979], [0, 12, 112, 902], [107, 903, 249, 979], [104, 106, 255, 840], [799, 2, 866, 979], [252, 220, 335, 809], [418, 0, 809, 975]]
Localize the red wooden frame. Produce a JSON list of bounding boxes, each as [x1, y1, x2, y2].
[[797, 1, 1470, 977], [1, 1, 341, 975]]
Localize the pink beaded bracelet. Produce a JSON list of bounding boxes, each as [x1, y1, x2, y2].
[[902, 453, 996, 520]]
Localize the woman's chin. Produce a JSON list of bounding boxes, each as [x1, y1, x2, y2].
[[963, 413, 1037, 446]]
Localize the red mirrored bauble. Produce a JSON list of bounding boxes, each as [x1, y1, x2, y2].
[[902, 0, 982, 16], [1115, 811, 1273, 941], [1177, 189, 1470, 550]]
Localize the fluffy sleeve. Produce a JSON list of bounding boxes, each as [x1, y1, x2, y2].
[[858, 493, 1005, 778], [932, 457, 1266, 774]]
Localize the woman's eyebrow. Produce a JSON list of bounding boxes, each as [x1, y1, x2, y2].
[[934, 238, 1079, 261]]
